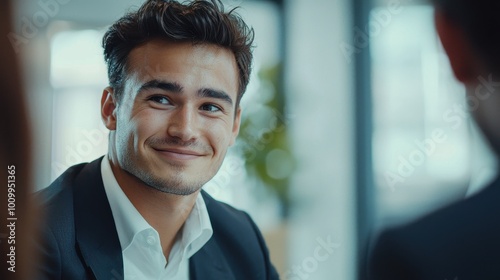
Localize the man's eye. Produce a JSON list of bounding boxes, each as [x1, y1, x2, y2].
[[149, 96, 170, 105], [200, 104, 221, 112]]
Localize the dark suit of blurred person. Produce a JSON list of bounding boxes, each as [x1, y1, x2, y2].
[[370, 0, 500, 279]]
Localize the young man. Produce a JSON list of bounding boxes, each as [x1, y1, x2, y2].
[[35, 1, 279, 279], [370, 0, 500, 279]]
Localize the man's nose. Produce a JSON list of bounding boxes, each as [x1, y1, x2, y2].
[[167, 106, 198, 142]]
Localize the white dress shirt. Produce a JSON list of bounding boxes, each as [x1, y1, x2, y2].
[[101, 156, 213, 280]]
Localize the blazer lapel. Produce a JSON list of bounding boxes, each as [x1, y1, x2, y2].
[[189, 238, 236, 280], [73, 158, 124, 280]]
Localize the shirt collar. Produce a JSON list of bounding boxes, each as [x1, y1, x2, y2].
[[181, 190, 213, 258], [100, 155, 213, 256]]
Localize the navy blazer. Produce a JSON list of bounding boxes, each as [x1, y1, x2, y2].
[[35, 157, 279, 280], [369, 176, 500, 280]]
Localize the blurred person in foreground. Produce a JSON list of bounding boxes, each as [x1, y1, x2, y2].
[[370, 0, 500, 279], [35, 0, 278, 279], [1, 0, 36, 279]]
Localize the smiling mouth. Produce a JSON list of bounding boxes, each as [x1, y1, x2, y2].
[[152, 148, 204, 160]]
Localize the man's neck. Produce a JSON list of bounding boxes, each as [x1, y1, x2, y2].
[[108, 157, 198, 259]]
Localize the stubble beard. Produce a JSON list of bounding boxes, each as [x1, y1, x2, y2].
[[121, 156, 204, 196]]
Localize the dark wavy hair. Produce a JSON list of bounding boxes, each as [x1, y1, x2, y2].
[[102, 0, 254, 106], [432, 0, 500, 75]]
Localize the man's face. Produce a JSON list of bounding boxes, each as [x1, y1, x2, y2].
[[105, 39, 241, 195]]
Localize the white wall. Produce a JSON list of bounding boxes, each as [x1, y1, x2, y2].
[[285, 0, 356, 279]]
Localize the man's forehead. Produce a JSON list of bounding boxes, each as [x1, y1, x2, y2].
[[127, 39, 237, 70], [123, 39, 239, 96]]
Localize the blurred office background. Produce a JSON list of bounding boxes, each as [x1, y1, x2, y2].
[[9, 0, 498, 279]]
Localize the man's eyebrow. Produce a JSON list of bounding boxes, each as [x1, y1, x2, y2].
[[138, 79, 183, 93], [198, 88, 233, 106], [138, 80, 233, 105]]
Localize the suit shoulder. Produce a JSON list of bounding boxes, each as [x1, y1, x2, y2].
[[200, 190, 270, 249], [35, 163, 88, 207], [201, 190, 254, 229], [199, 191, 279, 279], [372, 181, 500, 273], [371, 181, 500, 279], [402, 181, 500, 238], [34, 158, 103, 212]]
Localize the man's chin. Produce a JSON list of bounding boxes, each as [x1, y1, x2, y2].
[[155, 186, 200, 196], [142, 178, 203, 196], [125, 164, 206, 195]]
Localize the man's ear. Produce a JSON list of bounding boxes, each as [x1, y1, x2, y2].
[[101, 87, 117, 131], [435, 9, 479, 84], [229, 107, 242, 146]]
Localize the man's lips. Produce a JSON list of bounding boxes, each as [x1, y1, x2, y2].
[[152, 147, 204, 160]]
